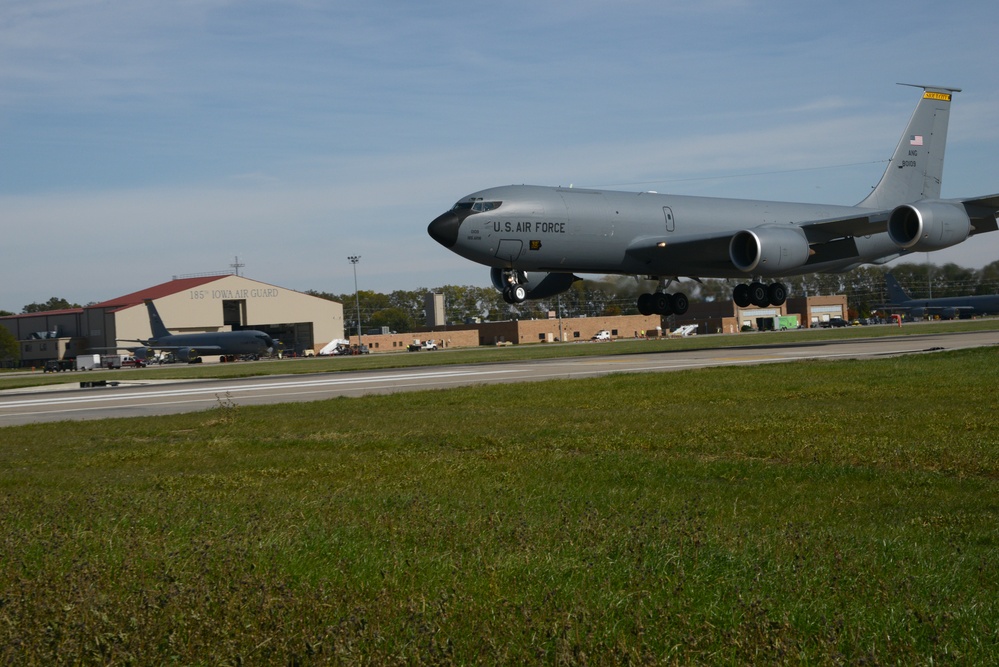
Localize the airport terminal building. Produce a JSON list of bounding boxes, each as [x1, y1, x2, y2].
[[1, 275, 344, 366]]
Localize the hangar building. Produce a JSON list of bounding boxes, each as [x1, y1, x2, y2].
[[1, 275, 344, 366]]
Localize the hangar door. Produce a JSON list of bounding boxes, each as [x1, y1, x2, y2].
[[223, 300, 246, 329]]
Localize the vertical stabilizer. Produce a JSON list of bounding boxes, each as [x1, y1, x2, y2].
[[884, 273, 911, 304], [143, 300, 172, 339], [857, 84, 960, 209]]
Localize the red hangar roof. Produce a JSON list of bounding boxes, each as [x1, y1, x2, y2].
[[89, 276, 230, 312]]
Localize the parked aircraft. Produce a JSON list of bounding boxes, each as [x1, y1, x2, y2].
[[428, 85, 999, 315], [882, 273, 999, 319], [119, 300, 276, 362]]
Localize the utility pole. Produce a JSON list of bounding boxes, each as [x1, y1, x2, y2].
[[230, 256, 245, 276], [348, 256, 363, 348]]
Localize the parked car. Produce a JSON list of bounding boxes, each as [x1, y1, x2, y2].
[[43, 359, 74, 372], [591, 330, 612, 341], [823, 317, 849, 328]]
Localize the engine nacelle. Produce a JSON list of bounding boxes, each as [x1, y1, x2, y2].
[[729, 225, 811, 276], [490, 268, 580, 300], [887, 200, 971, 251]]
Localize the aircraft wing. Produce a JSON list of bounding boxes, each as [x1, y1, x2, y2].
[[794, 194, 999, 240], [626, 195, 999, 273], [147, 345, 224, 352], [624, 210, 892, 271], [960, 193, 999, 235], [624, 232, 737, 272]]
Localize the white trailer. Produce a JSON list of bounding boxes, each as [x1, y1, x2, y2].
[[76, 354, 101, 371]]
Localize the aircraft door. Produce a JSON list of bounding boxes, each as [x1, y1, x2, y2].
[[663, 206, 675, 232], [494, 239, 523, 263]]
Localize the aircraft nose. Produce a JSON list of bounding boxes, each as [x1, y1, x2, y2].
[[428, 210, 462, 248]]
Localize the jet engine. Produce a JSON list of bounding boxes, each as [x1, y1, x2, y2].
[[729, 225, 811, 276], [176, 347, 202, 363], [887, 200, 971, 251], [490, 268, 580, 300]]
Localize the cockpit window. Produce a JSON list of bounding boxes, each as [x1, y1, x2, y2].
[[452, 199, 502, 214]]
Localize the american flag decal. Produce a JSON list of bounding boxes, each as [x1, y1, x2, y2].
[[910, 135, 924, 146]]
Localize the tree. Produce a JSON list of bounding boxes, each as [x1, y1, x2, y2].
[[0, 326, 19, 366], [0, 309, 13, 317], [368, 307, 415, 334], [22, 297, 81, 313]]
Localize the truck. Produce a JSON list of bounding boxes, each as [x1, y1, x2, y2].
[[44, 359, 75, 372], [100, 354, 122, 369], [407, 339, 438, 351], [76, 354, 101, 371]]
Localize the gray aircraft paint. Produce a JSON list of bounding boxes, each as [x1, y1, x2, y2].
[[120, 300, 276, 361], [883, 273, 999, 319], [429, 85, 999, 303]]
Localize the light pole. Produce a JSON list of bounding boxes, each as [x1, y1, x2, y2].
[[348, 256, 363, 348]]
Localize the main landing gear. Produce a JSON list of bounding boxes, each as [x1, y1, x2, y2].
[[732, 281, 787, 308], [637, 278, 690, 316]]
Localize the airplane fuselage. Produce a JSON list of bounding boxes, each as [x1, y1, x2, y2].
[[143, 330, 274, 356], [893, 294, 999, 317], [436, 185, 897, 279]]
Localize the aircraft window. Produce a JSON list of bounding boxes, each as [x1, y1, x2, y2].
[[452, 202, 474, 211], [472, 201, 502, 212]]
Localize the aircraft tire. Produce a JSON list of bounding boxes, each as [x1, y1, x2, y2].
[[749, 282, 769, 307], [733, 284, 752, 308], [652, 293, 672, 316], [637, 293, 655, 316], [512, 285, 527, 303], [768, 282, 787, 306], [671, 292, 689, 316]]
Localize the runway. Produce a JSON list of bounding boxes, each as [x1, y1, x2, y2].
[[2, 329, 996, 426]]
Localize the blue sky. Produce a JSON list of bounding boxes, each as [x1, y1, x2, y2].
[[2, 0, 998, 312]]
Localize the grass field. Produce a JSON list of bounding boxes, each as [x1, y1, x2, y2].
[[2, 342, 998, 663]]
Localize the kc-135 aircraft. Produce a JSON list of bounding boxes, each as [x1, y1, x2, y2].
[[119, 300, 276, 362], [428, 85, 999, 315], [882, 273, 999, 319]]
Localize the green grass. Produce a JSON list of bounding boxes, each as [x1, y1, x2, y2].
[[1, 346, 998, 663]]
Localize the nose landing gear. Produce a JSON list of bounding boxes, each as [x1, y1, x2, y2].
[[502, 284, 527, 304], [497, 269, 528, 304]]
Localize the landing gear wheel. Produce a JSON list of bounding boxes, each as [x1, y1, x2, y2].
[[767, 282, 787, 307], [637, 293, 655, 316], [670, 292, 689, 316], [733, 283, 752, 308], [652, 292, 672, 316], [502, 285, 527, 304], [749, 282, 769, 307]]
